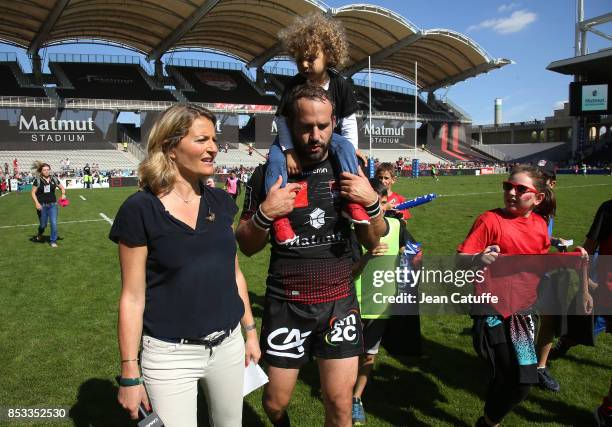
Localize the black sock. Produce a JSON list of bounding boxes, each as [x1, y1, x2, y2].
[[273, 412, 290, 427]]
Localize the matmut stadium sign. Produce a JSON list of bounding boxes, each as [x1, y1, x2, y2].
[[0, 108, 116, 150], [19, 115, 95, 142], [357, 118, 416, 149]]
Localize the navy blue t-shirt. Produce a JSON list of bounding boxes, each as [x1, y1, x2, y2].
[[109, 185, 244, 338]]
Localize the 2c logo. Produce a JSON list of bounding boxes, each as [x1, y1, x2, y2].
[[325, 310, 360, 346]]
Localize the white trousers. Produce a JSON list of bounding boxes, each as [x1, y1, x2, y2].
[[141, 325, 245, 427]]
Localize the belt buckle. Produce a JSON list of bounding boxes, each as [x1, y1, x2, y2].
[[200, 330, 228, 347]]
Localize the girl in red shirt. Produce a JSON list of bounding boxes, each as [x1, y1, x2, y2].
[[458, 165, 568, 427]]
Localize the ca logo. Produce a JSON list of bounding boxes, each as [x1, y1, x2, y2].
[[266, 328, 312, 359]]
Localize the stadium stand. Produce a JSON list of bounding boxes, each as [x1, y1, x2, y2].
[[371, 149, 448, 164], [117, 123, 141, 145], [214, 143, 267, 168], [471, 142, 571, 162], [370, 87, 434, 115], [239, 115, 256, 145], [0, 150, 139, 172], [263, 69, 454, 118], [0, 62, 46, 97], [167, 63, 278, 105], [50, 61, 175, 101]]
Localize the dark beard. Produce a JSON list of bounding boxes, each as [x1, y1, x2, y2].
[[294, 139, 329, 165]]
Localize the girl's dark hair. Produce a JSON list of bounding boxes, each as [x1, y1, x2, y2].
[[509, 165, 556, 221]]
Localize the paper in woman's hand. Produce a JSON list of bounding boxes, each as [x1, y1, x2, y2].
[[243, 361, 269, 396]]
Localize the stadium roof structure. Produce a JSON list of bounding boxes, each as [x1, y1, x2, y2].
[[3, 0, 511, 91], [547, 48, 612, 82]]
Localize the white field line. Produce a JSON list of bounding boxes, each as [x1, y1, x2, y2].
[[438, 182, 612, 198], [99, 212, 113, 225], [0, 218, 105, 229], [79, 195, 86, 201], [1, 192, 12, 197]]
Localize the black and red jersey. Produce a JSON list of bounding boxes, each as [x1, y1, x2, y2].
[[241, 158, 354, 303]]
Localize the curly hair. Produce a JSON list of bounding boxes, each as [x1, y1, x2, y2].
[[278, 12, 349, 69]]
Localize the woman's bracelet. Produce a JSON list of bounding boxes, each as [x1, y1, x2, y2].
[[365, 199, 381, 218], [252, 205, 273, 231], [121, 358, 139, 364], [116, 376, 144, 387]]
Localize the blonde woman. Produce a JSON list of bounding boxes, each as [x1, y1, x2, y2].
[[110, 104, 260, 427], [31, 162, 66, 247]]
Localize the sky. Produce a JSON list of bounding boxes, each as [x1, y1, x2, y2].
[[3, 0, 611, 125], [335, 0, 611, 124]]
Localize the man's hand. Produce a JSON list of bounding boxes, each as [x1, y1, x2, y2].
[[260, 176, 302, 220], [339, 168, 378, 206], [35, 202, 42, 210], [368, 242, 389, 257], [285, 149, 302, 176]]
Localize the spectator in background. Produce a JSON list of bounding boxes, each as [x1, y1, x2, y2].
[[65, 158, 70, 170], [12, 158, 19, 176], [31, 162, 66, 248], [0, 173, 6, 194], [4, 162, 8, 176], [225, 171, 240, 201], [83, 163, 92, 189], [123, 141, 129, 152], [206, 177, 216, 188]]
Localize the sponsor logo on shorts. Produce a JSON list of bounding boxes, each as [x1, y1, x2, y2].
[[324, 310, 360, 346], [266, 327, 312, 359]]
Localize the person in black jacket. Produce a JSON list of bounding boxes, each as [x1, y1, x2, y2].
[[31, 162, 66, 247]]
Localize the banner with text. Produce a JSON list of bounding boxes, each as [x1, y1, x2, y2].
[[0, 108, 117, 150], [357, 118, 422, 150]]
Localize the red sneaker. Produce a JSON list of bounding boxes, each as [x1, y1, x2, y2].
[[272, 217, 297, 245], [343, 203, 370, 224]]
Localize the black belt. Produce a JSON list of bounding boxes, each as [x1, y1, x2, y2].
[[152, 328, 232, 347]]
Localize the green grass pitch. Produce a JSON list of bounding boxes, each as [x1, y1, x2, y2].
[[0, 173, 610, 426]]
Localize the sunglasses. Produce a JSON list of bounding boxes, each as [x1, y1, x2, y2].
[[502, 181, 539, 194]]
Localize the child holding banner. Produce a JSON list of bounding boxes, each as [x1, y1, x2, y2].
[[265, 12, 367, 245], [457, 165, 588, 427], [375, 163, 411, 219]]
